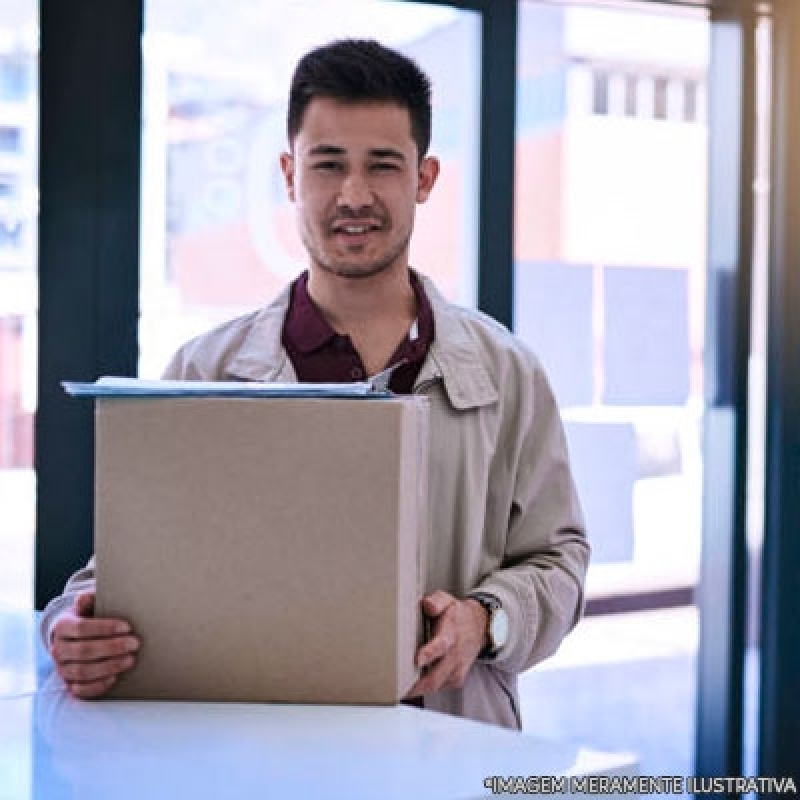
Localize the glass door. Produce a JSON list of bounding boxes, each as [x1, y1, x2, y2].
[[513, 0, 710, 776]]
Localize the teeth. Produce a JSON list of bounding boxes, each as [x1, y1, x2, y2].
[[343, 226, 369, 234]]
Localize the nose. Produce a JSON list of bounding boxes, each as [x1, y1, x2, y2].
[[337, 171, 373, 212]]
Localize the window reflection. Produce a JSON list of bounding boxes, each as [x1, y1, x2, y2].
[[514, 0, 710, 774], [515, 0, 709, 594]]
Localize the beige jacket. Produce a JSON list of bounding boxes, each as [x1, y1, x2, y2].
[[42, 274, 589, 730]]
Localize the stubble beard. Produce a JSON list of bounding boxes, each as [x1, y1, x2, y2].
[[303, 225, 412, 281]]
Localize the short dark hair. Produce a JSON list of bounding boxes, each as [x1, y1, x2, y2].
[[287, 39, 433, 158]]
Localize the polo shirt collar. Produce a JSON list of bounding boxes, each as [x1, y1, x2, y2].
[[284, 272, 338, 355]]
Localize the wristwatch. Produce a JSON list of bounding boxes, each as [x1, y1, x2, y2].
[[468, 592, 509, 660]]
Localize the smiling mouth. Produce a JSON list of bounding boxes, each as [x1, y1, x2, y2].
[[331, 220, 383, 236]]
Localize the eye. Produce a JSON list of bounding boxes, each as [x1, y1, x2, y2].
[[371, 162, 400, 172]]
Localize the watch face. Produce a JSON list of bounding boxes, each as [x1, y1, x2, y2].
[[491, 607, 510, 650]]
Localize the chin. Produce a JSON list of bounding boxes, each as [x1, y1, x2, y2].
[[323, 261, 397, 280]]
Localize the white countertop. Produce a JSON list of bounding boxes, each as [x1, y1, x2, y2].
[[0, 611, 637, 799]]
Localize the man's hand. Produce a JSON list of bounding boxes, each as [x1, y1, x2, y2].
[[50, 592, 140, 699], [405, 590, 488, 699]]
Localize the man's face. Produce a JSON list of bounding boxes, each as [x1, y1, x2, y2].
[[280, 97, 439, 281]]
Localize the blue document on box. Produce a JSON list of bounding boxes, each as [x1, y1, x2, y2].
[[62, 376, 393, 399]]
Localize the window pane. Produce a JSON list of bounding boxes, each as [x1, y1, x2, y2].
[[653, 75, 669, 119], [514, 0, 710, 774], [624, 74, 637, 117], [0, 5, 37, 614], [684, 79, 698, 123], [592, 69, 609, 115], [139, 0, 480, 379]]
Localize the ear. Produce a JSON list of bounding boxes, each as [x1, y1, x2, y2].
[[416, 156, 440, 204], [280, 151, 296, 202]]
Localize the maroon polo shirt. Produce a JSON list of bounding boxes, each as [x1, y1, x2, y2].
[[281, 271, 434, 394]]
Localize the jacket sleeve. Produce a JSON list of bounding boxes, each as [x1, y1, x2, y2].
[[474, 359, 590, 675]]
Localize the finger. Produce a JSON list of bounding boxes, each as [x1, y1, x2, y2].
[[58, 653, 136, 684], [52, 635, 140, 665], [74, 592, 96, 618], [54, 616, 131, 642], [417, 617, 455, 669], [408, 656, 455, 697], [421, 590, 455, 619], [67, 675, 118, 700], [416, 637, 450, 669], [405, 679, 423, 699], [413, 657, 470, 696]]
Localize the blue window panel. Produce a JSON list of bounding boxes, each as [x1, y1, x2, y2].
[[603, 266, 690, 406], [564, 420, 636, 564], [517, 68, 568, 133], [0, 126, 22, 152], [514, 260, 594, 408]]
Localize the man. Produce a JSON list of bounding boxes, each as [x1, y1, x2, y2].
[[43, 39, 589, 730]]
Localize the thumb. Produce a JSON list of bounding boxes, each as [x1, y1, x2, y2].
[[421, 590, 455, 619], [73, 592, 96, 618]]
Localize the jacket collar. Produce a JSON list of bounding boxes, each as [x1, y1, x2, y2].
[[226, 272, 498, 410], [415, 274, 498, 410], [226, 285, 296, 382]]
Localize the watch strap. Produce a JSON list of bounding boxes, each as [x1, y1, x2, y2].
[[468, 592, 502, 660]]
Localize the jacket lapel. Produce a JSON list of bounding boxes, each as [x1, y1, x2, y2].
[[418, 275, 498, 411], [226, 285, 297, 383]]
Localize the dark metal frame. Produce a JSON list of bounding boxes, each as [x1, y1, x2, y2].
[[760, 0, 800, 779], [695, 3, 757, 778], [469, 0, 517, 326], [36, 0, 142, 607]]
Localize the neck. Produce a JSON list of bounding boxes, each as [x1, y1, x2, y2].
[[306, 266, 417, 334]]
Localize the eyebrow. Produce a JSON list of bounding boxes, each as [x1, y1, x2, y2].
[[307, 145, 406, 162], [308, 145, 346, 157], [370, 148, 406, 162]]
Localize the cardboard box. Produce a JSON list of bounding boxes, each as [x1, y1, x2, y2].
[[90, 392, 429, 704]]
